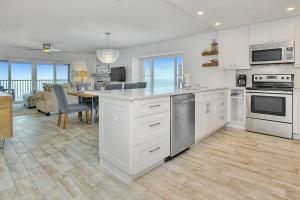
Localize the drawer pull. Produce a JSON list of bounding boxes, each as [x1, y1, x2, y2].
[[149, 147, 160, 153], [149, 122, 161, 127], [149, 105, 161, 108], [221, 103, 225, 105]]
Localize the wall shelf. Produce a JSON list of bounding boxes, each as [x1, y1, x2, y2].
[[202, 62, 219, 67], [201, 50, 218, 56]]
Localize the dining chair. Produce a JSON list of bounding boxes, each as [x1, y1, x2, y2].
[[105, 84, 123, 90], [124, 83, 138, 89], [53, 84, 90, 129], [137, 82, 147, 88]]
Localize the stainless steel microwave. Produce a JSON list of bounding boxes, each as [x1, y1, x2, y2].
[[250, 41, 294, 65]]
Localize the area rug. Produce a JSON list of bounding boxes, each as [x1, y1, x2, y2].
[[13, 104, 38, 116]]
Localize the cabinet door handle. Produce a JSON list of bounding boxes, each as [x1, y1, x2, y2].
[[149, 105, 160, 108], [221, 102, 225, 106], [149, 122, 161, 127], [149, 147, 160, 153]]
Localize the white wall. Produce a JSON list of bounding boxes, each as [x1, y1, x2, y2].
[[0, 47, 96, 82], [112, 32, 225, 88]]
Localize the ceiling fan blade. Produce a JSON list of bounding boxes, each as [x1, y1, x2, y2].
[[27, 48, 42, 51], [50, 49, 62, 52]]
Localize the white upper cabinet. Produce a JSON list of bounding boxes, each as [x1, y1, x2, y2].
[[219, 25, 250, 69], [295, 16, 300, 66], [250, 17, 294, 45], [270, 18, 295, 42], [250, 22, 271, 45]]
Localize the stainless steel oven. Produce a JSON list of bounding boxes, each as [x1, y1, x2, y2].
[[246, 90, 292, 123], [246, 74, 294, 139], [250, 41, 294, 65]]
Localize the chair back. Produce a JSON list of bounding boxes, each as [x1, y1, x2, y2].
[[53, 84, 69, 113], [77, 83, 93, 91], [0, 86, 4, 92], [137, 82, 147, 88], [124, 83, 138, 89], [105, 84, 123, 90]]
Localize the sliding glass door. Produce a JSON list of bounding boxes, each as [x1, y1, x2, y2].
[[141, 55, 183, 89], [0, 60, 9, 90], [37, 63, 54, 90], [0, 60, 70, 101], [11, 62, 32, 100], [56, 64, 70, 84]]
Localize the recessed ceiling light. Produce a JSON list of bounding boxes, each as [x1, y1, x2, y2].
[[287, 7, 295, 11], [197, 11, 204, 15], [215, 22, 221, 26]]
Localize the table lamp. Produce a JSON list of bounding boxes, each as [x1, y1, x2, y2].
[[79, 71, 87, 82]]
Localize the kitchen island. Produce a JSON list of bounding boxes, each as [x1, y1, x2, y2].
[[86, 87, 227, 182]]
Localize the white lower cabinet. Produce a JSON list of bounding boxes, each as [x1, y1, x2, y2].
[[195, 89, 227, 142], [293, 90, 300, 139]]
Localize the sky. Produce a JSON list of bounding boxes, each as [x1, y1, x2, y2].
[[0, 61, 69, 81]]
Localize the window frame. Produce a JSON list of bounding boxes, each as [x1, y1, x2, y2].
[[140, 54, 183, 89]]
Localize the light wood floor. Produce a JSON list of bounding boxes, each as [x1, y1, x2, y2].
[[1, 114, 300, 200]]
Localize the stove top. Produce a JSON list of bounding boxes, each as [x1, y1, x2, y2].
[[246, 87, 293, 92]]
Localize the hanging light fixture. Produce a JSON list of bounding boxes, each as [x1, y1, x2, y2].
[[97, 32, 119, 64]]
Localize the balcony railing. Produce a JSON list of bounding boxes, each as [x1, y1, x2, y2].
[[0, 79, 69, 101]]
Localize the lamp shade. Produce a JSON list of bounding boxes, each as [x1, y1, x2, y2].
[[97, 49, 119, 64], [79, 71, 87, 78]]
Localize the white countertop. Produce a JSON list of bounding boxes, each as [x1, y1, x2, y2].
[[85, 87, 226, 100]]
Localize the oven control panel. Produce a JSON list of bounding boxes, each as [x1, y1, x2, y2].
[[253, 74, 293, 82]]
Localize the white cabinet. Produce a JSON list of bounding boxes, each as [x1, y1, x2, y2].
[[250, 22, 271, 45], [195, 89, 227, 143], [250, 17, 294, 45], [270, 18, 294, 42], [219, 25, 250, 69], [293, 90, 300, 139], [99, 96, 171, 182], [295, 16, 300, 66]]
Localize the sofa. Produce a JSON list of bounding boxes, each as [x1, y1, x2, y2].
[[36, 83, 78, 115]]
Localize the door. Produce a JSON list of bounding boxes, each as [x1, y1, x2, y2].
[[195, 103, 208, 141], [271, 18, 295, 42], [250, 22, 271, 45], [235, 25, 250, 68], [246, 92, 292, 123], [216, 98, 227, 128], [219, 28, 236, 68], [295, 16, 300, 66]]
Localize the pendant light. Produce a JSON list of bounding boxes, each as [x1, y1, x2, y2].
[[97, 32, 119, 64]]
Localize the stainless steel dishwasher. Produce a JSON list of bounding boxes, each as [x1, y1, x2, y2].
[[169, 93, 195, 158]]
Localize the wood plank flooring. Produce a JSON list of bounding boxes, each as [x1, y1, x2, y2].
[[1, 113, 300, 199]]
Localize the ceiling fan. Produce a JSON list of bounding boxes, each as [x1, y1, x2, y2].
[[28, 43, 62, 53]]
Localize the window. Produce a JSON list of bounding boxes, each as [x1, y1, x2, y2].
[[11, 62, 32, 100], [141, 55, 183, 88], [0, 61, 9, 89], [56, 64, 70, 84], [37, 63, 54, 90]]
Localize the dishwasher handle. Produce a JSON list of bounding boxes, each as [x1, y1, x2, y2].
[[173, 99, 195, 104]]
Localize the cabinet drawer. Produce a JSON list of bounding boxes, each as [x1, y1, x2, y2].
[[132, 135, 170, 174], [196, 89, 226, 104], [133, 111, 170, 146], [133, 97, 170, 118]]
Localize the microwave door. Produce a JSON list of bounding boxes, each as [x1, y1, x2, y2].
[[251, 48, 283, 64]]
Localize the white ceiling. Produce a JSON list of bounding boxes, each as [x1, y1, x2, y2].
[[1, 0, 300, 53]]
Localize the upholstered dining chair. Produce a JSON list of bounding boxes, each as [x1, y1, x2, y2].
[[105, 84, 123, 90], [124, 83, 138, 89], [137, 82, 147, 88], [53, 84, 90, 129]]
